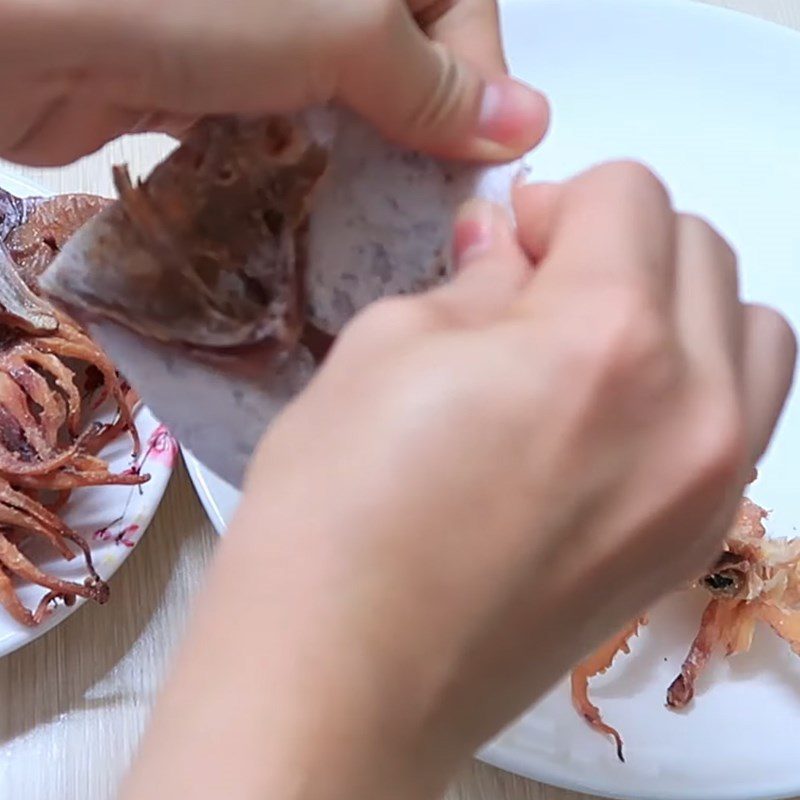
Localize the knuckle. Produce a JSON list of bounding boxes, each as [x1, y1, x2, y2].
[[346, 295, 430, 339], [681, 212, 722, 241], [681, 214, 738, 270], [407, 49, 467, 136], [553, 291, 684, 422], [716, 241, 739, 286], [387, 333, 532, 436], [599, 160, 669, 200], [763, 306, 799, 361], [577, 291, 672, 380], [689, 395, 748, 491], [350, 296, 413, 333]]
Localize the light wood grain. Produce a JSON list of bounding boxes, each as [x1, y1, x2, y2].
[[0, 2, 797, 798]]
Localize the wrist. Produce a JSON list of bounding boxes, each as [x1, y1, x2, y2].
[[216, 497, 458, 799], [123, 496, 455, 800]]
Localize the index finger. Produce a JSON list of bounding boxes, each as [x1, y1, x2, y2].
[[513, 162, 677, 307]]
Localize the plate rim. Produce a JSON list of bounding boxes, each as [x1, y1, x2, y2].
[[183, 448, 228, 534]]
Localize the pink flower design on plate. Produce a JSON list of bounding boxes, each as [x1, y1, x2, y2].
[[93, 522, 141, 548], [146, 424, 178, 468]]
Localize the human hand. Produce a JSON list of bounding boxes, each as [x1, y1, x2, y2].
[[0, 0, 548, 166], [119, 162, 796, 800]]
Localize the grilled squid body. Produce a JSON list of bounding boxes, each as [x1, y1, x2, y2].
[[304, 110, 522, 334], [42, 110, 521, 349], [39, 110, 522, 485]]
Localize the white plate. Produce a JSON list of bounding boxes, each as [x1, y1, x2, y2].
[[184, 450, 238, 533], [0, 171, 175, 658], [184, 1, 800, 798]]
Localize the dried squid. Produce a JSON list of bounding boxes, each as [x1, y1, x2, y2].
[[571, 496, 800, 760], [0, 187, 147, 627], [40, 110, 521, 487], [570, 616, 647, 762]]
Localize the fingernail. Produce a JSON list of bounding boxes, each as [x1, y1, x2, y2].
[[453, 199, 495, 266], [477, 78, 550, 154]]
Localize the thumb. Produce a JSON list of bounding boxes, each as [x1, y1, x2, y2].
[[427, 199, 532, 324], [336, 2, 549, 162]]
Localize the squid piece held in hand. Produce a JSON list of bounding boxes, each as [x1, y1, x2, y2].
[[39, 110, 522, 487]]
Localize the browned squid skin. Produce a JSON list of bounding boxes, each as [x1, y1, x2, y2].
[[14, 467, 146, 492], [0, 189, 27, 241], [0, 242, 58, 334], [0, 307, 142, 485], [3, 193, 112, 286], [665, 499, 800, 710], [0, 534, 108, 605], [43, 310, 141, 454], [0, 370, 50, 455], [573, 496, 800, 759], [570, 616, 647, 762], [0, 567, 40, 627], [0, 354, 67, 448], [759, 605, 800, 654], [666, 599, 746, 709], [41, 117, 329, 354], [0, 500, 73, 561], [0, 186, 147, 627], [0, 562, 81, 628], [0, 478, 76, 540]]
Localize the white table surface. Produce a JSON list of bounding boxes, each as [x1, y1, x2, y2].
[[0, 1, 797, 798]]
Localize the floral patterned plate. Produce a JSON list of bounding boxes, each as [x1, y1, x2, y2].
[[0, 171, 176, 659]]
